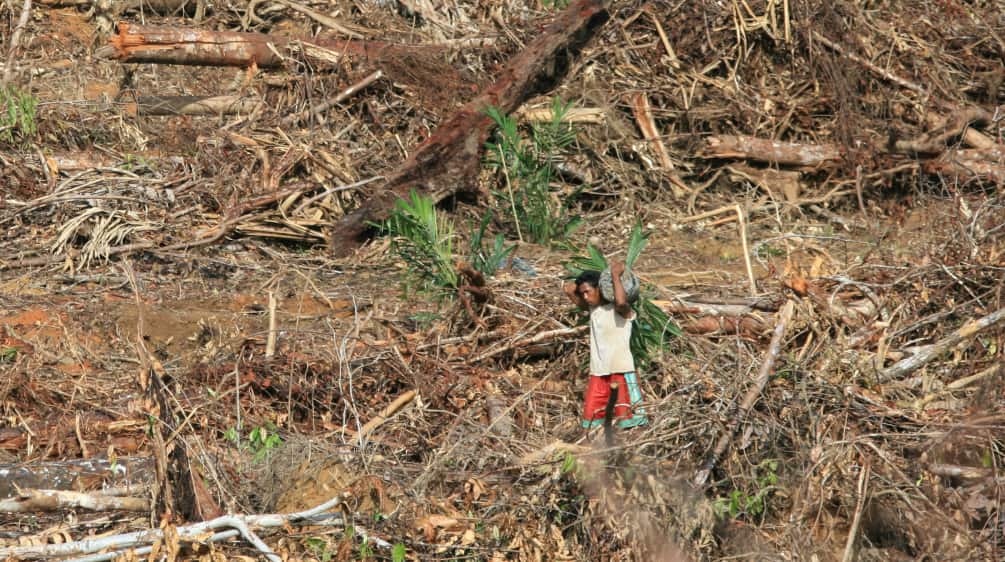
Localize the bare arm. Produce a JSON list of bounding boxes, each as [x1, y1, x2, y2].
[[609, 261, 634, 318], [564, 281, 589, 311]]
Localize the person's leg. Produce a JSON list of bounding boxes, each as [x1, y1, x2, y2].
[[581, 375, 611, 429], [618, 371, 648, 428], [608, 373, 631, 420]]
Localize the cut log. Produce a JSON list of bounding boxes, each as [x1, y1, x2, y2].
[[703, 134, 842, 167], [130, 95, 260, 116], [0, 457, 154, 499], [0, 489, 149, 512], [328, 0, 615, 256], [97, 22, 287, 67]]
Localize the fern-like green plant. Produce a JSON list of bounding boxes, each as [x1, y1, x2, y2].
[[0, 85, 38, 145], [563, 224, 682, 368], [383, 190, 458, 294], [469, 212, 517, 277], [484, 97, 581, 245]]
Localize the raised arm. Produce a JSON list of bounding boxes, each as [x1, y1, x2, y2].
[[609, 261, 634, 318]]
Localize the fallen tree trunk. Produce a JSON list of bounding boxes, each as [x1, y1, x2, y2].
[[0, 457, 154, 499], [0, 488, 149, 512], [328, 0, 615, 256], [98, 21, 452, 71], [96, 22, 286, 67], [703, 134, 843, 167]]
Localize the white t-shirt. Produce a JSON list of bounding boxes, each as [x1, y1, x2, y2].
[[589, 303, 635, 375]]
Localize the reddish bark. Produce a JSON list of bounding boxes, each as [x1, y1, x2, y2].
[[328, 0, 615, 256]]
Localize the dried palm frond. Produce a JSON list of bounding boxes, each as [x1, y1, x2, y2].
[[51, 207, 157, 270]]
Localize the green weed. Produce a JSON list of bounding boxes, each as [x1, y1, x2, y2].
[[0, 85, 38, 146], [391, 543, 407, 562], [469, 212, 516, 277], [0, 347, 17, 362], [713, 459, 780, 521], [484, 97, 581, 245], [382, 190, 459, 295]]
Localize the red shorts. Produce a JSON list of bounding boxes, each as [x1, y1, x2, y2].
[[582, 372, 647, 429]]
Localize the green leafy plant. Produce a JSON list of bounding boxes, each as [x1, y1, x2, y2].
[[563, 224, 682, 368], [485, 97, 581, 245], [382, 190, 459, 295], [391, 543, 407, 562], [0, 85, 38, 145], [469, 212, 517, 277], [713, 459, 780, 521], [248, 424, 283, 462], [0, 347, 17, 362], [305, 537, 335, 562]]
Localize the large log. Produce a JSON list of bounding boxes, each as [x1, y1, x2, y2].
[[703, 134, 843, 167], [98, 21, 452, 70], [0, 457, 154, 499], [327, 0, 615, 256]]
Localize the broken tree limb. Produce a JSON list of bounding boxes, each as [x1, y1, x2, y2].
[[97, 22, 287, 67], [358, 390, 417, 439], [0, 494, 353, 560], [694, 300, 795, 486], [703, 134, 842, 167], [893, 107, 994, 154], [877, 305, 1005, 384], [0, 457, 154, 500], [1, 0, 31, 86], [472, 325, 589, 363], [129, 95, 261, 116], [328, 0, 615, 256], [280, 70, 383, 127], [0, 489, 149, 512]]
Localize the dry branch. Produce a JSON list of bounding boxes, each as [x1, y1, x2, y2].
[[1, 0, 32, 86], [0, 495, 353, 560], [0, 489, 148, 512], [131, 95, 260, 116], [694, 300, 795, 486], [877, 305, 1005, 383], [358, 390, 416, 438], [703, 135, 842, 167], [328, 0, 615, 256]]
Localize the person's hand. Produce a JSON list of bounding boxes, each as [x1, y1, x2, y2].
[[609, 260, 625, 276], [563, 281, 578, 297]]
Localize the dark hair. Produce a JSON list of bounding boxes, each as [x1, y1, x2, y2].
[[575, 270, 601, 288]]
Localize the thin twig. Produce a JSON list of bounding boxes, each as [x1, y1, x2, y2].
[[1, 0, 32, 87]]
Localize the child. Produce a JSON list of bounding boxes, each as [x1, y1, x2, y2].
[[563, 260, 648, 430]]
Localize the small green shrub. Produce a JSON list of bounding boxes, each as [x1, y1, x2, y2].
[[484, 97, 581, 245], [469, 212, 516, 277], [713, 459, 779, 521], [383, 190, 459, 295], [0, 85, 38, 145]]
